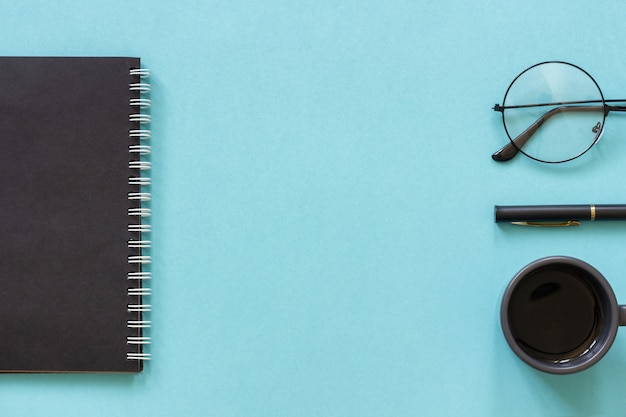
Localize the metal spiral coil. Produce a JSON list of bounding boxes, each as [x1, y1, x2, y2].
[[128, 192, 152, 202], [128, 224, 152, 233], [127, 65, 152, 362], [128, 271, 152, 280]]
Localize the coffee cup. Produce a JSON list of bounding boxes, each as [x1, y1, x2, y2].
[[500, 256, 626, 374]]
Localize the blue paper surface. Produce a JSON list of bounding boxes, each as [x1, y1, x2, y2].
[[2, 0, 626, 415]]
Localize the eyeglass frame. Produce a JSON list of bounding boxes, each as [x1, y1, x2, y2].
[[492, 61, 626, 163]]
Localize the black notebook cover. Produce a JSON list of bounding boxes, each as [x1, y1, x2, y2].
[[0, 57, 151, 372]]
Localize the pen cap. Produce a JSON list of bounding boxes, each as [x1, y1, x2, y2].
[[494, 205, 591, 222]]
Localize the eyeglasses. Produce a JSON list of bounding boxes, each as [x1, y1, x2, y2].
[[492, 61, 626, 163]]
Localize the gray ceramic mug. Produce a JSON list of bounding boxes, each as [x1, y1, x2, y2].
[[501, 256, 626, 374]]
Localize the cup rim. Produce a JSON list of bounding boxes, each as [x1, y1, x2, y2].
[[500, 256, 619, 374]]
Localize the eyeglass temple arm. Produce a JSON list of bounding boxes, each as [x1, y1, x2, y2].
[[492, 104, 609, 162]]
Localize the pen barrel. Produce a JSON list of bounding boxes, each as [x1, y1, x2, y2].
[[494, 205, 626, 222], [595, 205, 626, 220]]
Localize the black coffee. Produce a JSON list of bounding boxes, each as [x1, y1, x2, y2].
[[507, 265, 603, 362]]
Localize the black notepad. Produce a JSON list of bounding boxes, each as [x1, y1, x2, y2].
[[0, 57, 152, 372]]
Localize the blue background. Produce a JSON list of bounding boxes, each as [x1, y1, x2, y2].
[[2, 1, 626, 416]]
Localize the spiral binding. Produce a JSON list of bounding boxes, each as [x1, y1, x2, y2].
[[127, 65, 152, 362]]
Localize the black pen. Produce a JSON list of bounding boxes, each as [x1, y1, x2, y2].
[[494, 204, 626, 226]]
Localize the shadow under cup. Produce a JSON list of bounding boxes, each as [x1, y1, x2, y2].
[[501, 256, 626, 374]]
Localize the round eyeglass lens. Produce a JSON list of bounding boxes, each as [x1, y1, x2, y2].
[[502, 62, 605, 163]]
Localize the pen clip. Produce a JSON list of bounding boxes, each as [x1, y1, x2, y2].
[[510, 220, 581, 227]]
